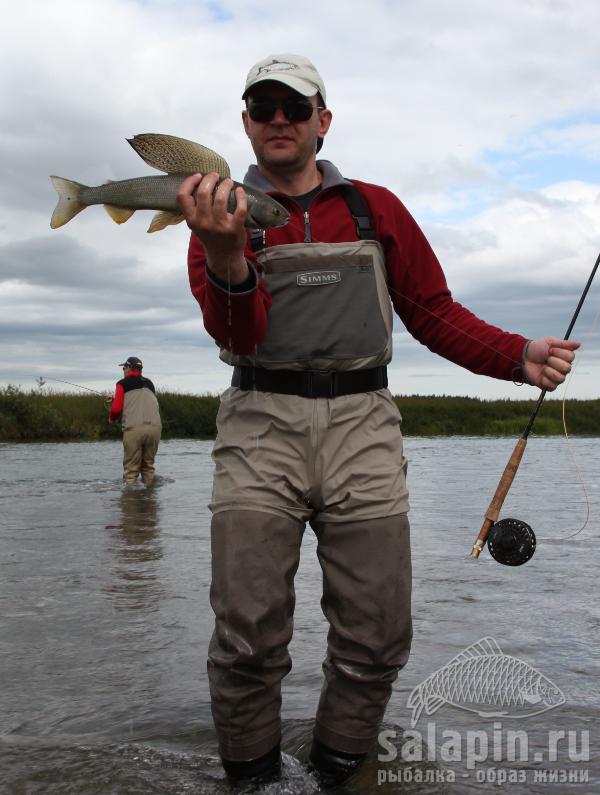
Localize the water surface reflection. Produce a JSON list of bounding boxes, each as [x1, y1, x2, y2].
[[103, 486, 163, 611]]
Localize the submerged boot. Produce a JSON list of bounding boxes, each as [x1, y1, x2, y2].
[[221, 744, 281, 786], [309, 739, 366, 787]]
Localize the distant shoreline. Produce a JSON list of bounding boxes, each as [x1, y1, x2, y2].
[[1, 387, 598, 442]]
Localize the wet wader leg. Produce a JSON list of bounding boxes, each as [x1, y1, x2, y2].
[[140, 427, 160, 486], [208, 509, 304, 768], [311, 514, 412, 756], [122, 428, 142, 484]]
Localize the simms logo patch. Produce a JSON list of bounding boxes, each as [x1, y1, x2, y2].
[[297, 271, 341, 286]]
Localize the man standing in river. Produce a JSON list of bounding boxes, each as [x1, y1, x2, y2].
[[176, 54, 578, 786], [108, 356, 162, 487]]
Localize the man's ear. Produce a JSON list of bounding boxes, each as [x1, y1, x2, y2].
[[318, 108, 333, 137], [242, 109, 250, 136]]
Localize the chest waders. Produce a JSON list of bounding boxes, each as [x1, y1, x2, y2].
[[209, 184, 412, 786], [119, 378, 162, 486]]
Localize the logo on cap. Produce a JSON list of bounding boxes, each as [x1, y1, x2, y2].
[[256, 60, 299, 76]]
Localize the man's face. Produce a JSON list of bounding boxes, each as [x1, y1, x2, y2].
[[242, 81, 331, 173]]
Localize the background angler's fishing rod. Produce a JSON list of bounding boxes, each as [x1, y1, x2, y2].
[[470, 249, 600, 566], [32, 376, 110, 400]]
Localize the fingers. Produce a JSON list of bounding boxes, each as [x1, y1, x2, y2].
[[540, 350, 578, 391], [176, 173, 247, 233], [196, 173, 230, 221], [176, 173, 205, 216], [524, 336, 580, 390], [547, 337, 581, 353], [547, 340, 578, 380], [232, 185, 248, 224]]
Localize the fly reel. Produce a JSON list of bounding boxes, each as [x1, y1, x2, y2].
[[486, 518, 536, 566]]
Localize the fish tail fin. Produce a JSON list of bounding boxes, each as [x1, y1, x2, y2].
[[50, 176, 86, 228], [424, 696, 446, 717], [406, 686, 425, 727]]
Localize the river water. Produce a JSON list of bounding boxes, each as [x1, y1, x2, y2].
[[1, 436, 598, 794]]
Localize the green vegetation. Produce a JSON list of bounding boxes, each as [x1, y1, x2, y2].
[[395, 394, 599, 436], [0, 386, 219, 443], [0, 386, 598, 442]]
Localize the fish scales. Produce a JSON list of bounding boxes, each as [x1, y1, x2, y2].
[[82, 175, 189, 211]]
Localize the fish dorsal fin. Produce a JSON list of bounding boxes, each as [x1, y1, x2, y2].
[[147, 210, 185, 233], [104, 204, 136, 224], [127, 133, 231, 178], [451, 637, 503, 665]]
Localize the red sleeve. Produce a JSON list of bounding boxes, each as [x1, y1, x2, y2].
[[109, 383, 125, 423], [360, 184, 528, 382], [187, 234, 272, 355]]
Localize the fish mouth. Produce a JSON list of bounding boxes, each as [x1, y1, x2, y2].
[[272, 212, 290, 228], [546, 690, 566, 707]]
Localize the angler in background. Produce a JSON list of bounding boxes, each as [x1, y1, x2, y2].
[[176, 54, 580, 788], [108, 356, 162, 487]]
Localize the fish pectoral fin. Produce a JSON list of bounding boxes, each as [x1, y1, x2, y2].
[[147, 210, 184, 233], [104, 205, 136, 225], [522, 692, 542, 705]]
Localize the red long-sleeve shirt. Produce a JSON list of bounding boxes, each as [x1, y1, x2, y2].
[[188, 175, 527, 381], [109, 370, 141, 422]]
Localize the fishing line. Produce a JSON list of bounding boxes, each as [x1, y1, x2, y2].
[[281, 215, 600, 557], [283, 214, 525, 368], [536, 299, 600, 542], [470, 251, 600, 564], [29, 376, 109, 399]]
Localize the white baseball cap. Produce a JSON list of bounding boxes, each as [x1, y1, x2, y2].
[[242, 54, 327, 104]]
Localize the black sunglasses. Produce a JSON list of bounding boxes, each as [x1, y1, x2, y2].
[[247, 98, 325, 123]]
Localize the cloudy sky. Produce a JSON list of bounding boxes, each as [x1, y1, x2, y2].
[[1, 0, 599, 400]]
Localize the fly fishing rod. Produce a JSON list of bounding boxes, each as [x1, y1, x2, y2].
[[470, 249, 600, 566], [34, 376, 111, 401]]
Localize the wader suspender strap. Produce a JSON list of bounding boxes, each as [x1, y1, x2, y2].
[[338, 183, 377, 241], [249, 182, 376, 252], [250, 228, 266, 253]]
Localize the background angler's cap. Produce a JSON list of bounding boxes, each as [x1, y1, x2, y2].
[[119, 356, 143, 369], [242, 54, 327, 104]]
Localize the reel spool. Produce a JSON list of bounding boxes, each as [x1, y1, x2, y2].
[[487, 518, 536, 566]]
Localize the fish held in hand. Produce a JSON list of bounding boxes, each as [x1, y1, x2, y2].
[[50, 135, 290, 233]]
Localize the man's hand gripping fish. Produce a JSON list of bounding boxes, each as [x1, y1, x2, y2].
[[50, 133, 290, 232]]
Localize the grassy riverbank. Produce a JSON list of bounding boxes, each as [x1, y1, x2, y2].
[[1, 386, 598, 442]]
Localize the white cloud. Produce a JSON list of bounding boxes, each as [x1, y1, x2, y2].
[[1, 0, 599, 399]]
